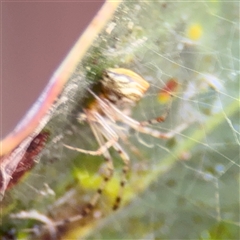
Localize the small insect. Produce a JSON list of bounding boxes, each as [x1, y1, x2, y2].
[[63, 68, 188, 219]]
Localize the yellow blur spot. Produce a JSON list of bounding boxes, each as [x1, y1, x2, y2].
[[75, 170, 119, 199], [75, 169, 101, 189], [187, 23, 203, 41], [158, 92, 171, 104], [75, 169, 132, 205]]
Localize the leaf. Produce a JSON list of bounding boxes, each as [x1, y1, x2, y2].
[[1, 1, 239, 240]]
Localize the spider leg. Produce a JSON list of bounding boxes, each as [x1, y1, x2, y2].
[[87, 88, 118, 123], [99, 124, 130, 211], [92, 88, 172, 127], [108, 100, 189, 139], [64, 110, 119, 155], [139, 100, 172, 126], [61, 112, 119, 218], [47, 121, 116, 230], [81, 120, 115, 216], [63, 137, 117, 156], [112, 142, 129, 210]]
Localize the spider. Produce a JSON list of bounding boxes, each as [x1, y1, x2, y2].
[[13, 68, 189, 238], [62, 68, 188, 220]]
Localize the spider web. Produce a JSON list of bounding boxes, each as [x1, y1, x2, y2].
[[83, 2, 239, 239], [1, 1, 239, 240]]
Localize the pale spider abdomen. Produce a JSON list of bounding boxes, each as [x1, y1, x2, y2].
[[102, 68, 150, 104]]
